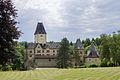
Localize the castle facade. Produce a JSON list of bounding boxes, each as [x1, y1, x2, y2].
[[25, 22, 101, 69]]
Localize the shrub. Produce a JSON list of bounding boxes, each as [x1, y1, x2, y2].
[[0, 65, 2, 71], [89, 64, 98, 67], [1, 65, 13, 71], [107, 61, 114, 67], [100, 59, 108, 67]]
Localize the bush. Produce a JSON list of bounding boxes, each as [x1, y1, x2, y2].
[[100, 59, 108, 67], [89, 64, 98, 67], [0, 65, 2, 71], [107, 61, 114, 67], [1, 65, 13, 71]]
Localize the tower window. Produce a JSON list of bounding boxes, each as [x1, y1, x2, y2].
[[40, 35, 43, 37], [80, 52, 82, 54]]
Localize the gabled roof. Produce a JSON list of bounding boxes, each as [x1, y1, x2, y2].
[[34, 22, 47, 35], [75, 38, 84, 49], [87, 44, 99, 58]]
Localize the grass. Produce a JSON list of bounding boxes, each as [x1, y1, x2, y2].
[[0, 67, 120, 80]]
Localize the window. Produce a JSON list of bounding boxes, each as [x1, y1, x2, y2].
[[38, 46, 40, 48], [30, 51, 32, 53], [53, 54, 55, 55], [42, 50, 44, 53], [40, 35, 43, 37], [53, 50, 55, 53], [47, 54, 50, 56], [42, 54, 44, 56], [89, 59, 91, 61], [80, 52, 82, 54], [47, 50, 50, 53], [49, 59, 51, 61], [29, 54, 32, 57], [37, 50, 41, 53]]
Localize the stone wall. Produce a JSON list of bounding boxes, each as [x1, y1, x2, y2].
[[85, 58, 101, 66], [34, 58, 57, 68]]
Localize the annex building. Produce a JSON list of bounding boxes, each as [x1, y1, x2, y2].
[[24, 22, 101, 69]]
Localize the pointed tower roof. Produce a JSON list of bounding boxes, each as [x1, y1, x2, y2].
[[87, 44, 99, 58], [34, 22, 47, 35], [75, 38, 84, 49]]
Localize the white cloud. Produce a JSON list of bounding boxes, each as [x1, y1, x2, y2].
[[13, 0, 120, 42]]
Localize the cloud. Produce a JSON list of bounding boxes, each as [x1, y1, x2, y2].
[[13, 0, 120, 42]]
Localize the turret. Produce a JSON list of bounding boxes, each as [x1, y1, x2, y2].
[[34, 22, 47, 43]]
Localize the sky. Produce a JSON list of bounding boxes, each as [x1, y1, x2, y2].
[[13, 0, 120, 42]]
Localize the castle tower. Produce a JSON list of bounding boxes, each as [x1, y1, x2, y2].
[[75, 38, 84, 49], [34, 22, 47, 43]]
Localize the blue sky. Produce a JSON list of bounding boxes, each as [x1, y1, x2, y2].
[[13, 0, 120, 42]]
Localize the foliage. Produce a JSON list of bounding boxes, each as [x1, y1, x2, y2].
[[1, 64, 13, 71], [100, 58, 108, 67], [57, 38, 71, 68], [0, 0, 21, 67], [73, 49, 81, 67], [89, 64, 98, 67], [82, 30, 120, 66], [82, 38, 91, 48]]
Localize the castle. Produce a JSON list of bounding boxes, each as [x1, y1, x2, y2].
[[25, 22, 101, 69]]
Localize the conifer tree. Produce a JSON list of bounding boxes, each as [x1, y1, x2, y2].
[[57, 38, 71, 68]]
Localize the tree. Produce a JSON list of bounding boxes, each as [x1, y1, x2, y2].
[[110, 32, 120, 65], [13, 42, 25, 70], [0, 0, 21, 66], [100, 34, 111, 61], [73, 48, 81, 67], [83, 38, 91, 47], [56, 38, 71, 68]]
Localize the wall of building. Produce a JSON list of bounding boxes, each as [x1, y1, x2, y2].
[[35, 47, 58, 56], [35, 58, 56, 68], [85, 58, 101, 66], [34, 34, 47, 43], [78, 49, 85, 63]]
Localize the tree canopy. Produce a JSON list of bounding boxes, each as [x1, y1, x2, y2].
[[0, 0, 21, 67]]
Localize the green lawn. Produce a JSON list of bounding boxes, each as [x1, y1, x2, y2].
[[0, 67, 120, 80]]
